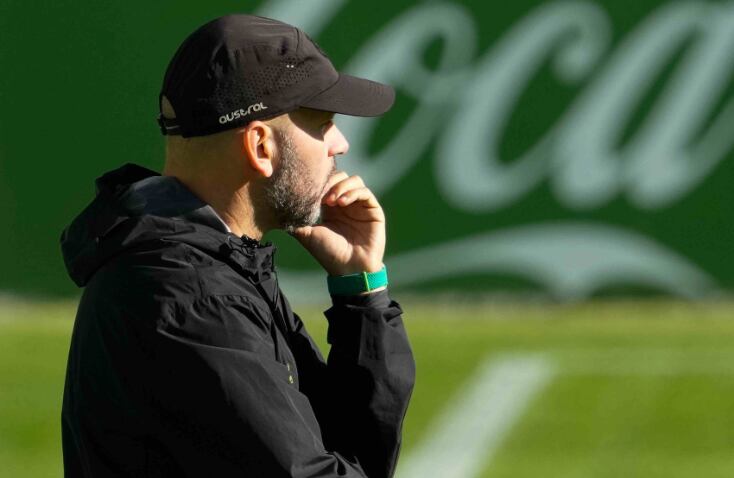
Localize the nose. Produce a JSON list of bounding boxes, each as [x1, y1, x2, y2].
[[327, 124, 349, 157]]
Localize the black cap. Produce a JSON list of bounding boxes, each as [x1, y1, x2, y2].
[[158, 14, 395, 138]]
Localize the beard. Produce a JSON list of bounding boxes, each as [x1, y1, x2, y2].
[[262, 128, 335, 234]]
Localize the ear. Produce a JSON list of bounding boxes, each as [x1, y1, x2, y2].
[[241, 121, 276, 178]]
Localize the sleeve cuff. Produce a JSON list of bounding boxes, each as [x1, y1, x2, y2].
[[330, 288, 391, 308]]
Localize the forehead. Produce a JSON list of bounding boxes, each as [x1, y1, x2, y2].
[[281, 108, 335, 138], [288, 107, 334, 124]]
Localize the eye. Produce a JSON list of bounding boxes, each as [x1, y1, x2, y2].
[[321, 119, 334, 133]]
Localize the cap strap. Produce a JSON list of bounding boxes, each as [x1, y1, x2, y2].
[[157, 114, 182, 136]]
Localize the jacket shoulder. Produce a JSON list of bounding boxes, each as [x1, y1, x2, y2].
[[90, 240, 257, 303], [158, 293, 274, 352], [80, 240, 276, 349]]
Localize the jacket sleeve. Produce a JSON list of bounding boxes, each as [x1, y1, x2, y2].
[[281, 288, 416, 478], [149, 294, 390, 477]]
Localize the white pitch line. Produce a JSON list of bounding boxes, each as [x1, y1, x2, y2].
[[396, 354, 555, 478], [560, 352, 734, 376]]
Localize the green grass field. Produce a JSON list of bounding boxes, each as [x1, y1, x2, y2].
[[2, 298, 734, 477]]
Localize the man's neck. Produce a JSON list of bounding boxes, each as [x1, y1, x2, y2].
[[216, 197, 266, 240], [162, 167, 268, 241]]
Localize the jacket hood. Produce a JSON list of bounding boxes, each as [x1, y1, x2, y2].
[[61, 163, 275, 287]]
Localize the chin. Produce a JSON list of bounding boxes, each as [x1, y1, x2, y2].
[[282, 206, 321, 233]]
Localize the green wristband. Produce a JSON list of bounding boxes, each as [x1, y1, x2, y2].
[[327, 265, 388, 296]]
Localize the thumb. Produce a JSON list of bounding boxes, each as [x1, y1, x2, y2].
[[288, 225, 312, 241]]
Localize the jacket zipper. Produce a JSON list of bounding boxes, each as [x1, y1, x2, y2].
[[253, 273, 292, 363]]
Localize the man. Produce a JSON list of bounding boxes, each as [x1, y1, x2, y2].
[[60, 14, 415, 477]]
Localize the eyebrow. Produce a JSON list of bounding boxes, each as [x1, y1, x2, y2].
[[298, 108, 334, 126], [316, 112, 335, 128]]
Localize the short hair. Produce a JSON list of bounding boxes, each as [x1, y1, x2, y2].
[[161, 95, 290, 166]]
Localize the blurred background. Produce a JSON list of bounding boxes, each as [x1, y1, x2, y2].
[[2, 0, 734, 476]]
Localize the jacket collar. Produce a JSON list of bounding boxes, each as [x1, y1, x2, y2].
[[119, 166, 278, 278], [61, 163, 277, 286]]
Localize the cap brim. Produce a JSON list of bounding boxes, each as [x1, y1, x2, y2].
[[300, 73, 395, 117]]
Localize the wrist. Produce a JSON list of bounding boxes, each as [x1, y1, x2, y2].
[[328, 262, 384, 276], [329, 286, 391, 308], [327, 265, 389, 296], [357, 285, 386, 296]]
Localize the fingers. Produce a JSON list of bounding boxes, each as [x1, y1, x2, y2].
[[332, 186, 379, 208], [321, 171, 349, 199], [323, 174, 366, 205]]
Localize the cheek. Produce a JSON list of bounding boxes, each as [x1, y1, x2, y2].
[[314, 164, 333, 198], [314, 156, 332, 181]]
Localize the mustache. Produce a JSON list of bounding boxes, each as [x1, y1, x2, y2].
[[320, 161, 339, 196]]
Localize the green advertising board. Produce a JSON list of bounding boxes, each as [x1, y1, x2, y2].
[[2, 0, 733, 300]]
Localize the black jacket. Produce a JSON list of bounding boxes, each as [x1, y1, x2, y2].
[[59, 163, 416, 477]]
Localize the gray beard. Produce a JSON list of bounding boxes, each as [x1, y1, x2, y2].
[[263, 128, 334, 234]]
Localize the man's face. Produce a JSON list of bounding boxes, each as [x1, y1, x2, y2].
[[262, 108, 349, 233]]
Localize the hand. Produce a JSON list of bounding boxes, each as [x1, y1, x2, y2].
[[288, 172, 386, 276]]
